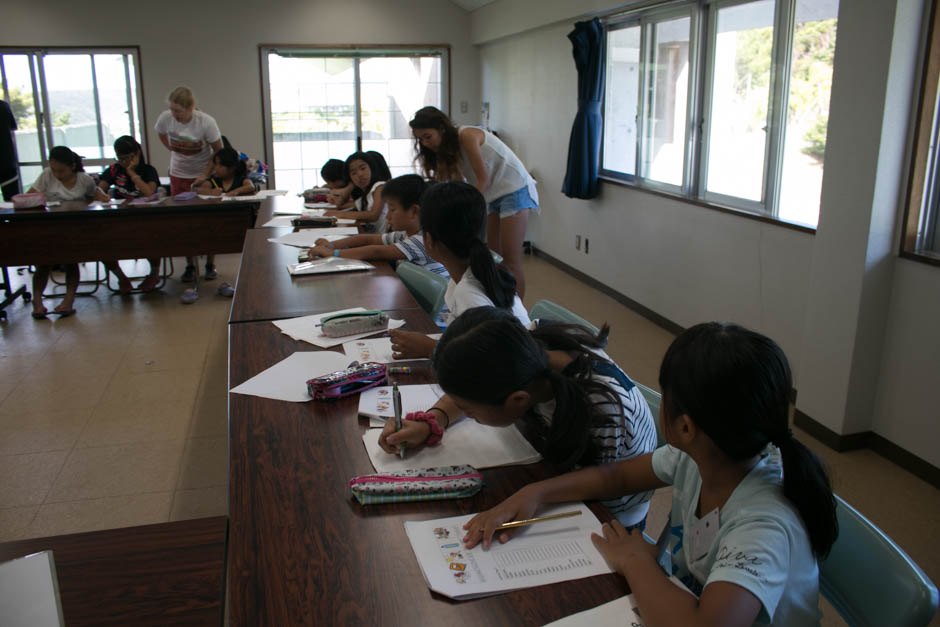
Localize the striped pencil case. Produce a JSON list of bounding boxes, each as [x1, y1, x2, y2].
[[348, 466, 483, 505]]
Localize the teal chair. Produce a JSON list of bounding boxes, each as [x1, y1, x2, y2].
[[635, 381, 665, 448], [396, 261, 448, 320], [819, 495, 938, 626], [528, 299, 600, 335]]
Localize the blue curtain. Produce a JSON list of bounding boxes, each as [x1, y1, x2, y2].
[[562, 17, 606, 200]]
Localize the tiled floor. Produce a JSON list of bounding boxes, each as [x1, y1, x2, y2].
[[0, 255, 234, 540], [0, 251, 938, 625]]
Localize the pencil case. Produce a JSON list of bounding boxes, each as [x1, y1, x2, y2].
[[292, 216, 337, 227], [348, 465, 484, 505], [319, 311, 389, 338], [307, 361, 387, 400], [12, 192, 46, 209]]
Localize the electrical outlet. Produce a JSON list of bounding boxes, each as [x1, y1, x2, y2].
[[460, 101, 468, 113], [585, 238, 590, 254], [575, 235, 581, 251]]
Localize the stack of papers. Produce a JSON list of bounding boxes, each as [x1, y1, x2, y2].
[[362, 417, 541, 471], [287, 257, 375, 276], [272, 308, 406, 348], [229, 351, 352, 402], [404, 503, 611, 600], [358, 384, 444, 426]]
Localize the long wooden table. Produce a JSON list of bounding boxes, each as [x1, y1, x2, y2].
[[229, 227, 420, 323], [227, 318, 629, 626], [0, 517, 227, 626], [0, 198, 258, 266]]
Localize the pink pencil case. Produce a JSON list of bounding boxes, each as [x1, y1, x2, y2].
[[348, 465, 483, 505], [12, 192, 46, 209], [307, 361, 387, 400]]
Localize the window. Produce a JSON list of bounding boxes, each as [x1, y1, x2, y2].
[[0, 48, 145, 189], [260, 46, 448, 193], [601, 0, 838, 228], [903, 0, 940, 260]]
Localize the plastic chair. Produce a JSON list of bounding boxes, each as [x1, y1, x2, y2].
[[396, 261, 448, 320], [528, 299, 600, 335], [819, 495, 938, 626]]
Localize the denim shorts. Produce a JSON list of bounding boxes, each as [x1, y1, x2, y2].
[[488, 185, 539, 218]]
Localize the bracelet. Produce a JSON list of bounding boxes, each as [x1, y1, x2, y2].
[[333, 248, 341, 257], [427, 406, 451, 429], [404, 411, 444, 446]]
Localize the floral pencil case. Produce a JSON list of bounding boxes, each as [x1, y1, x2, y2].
[[348, 465, 483, 505]]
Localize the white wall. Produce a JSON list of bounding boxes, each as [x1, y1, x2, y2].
[[1, 0, 481, 177], [475, 1, 940, 468]]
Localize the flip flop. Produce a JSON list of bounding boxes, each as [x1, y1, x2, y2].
[[31, 311, 48, 319], [52, 308, 76, 317]]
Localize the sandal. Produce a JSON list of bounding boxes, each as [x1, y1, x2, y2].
[[52, 308, 76, 317], [138, 274, 160, 292], [217, 282, 234, 297], [31, 310, 48, 320], [180, 288, 199, 304]]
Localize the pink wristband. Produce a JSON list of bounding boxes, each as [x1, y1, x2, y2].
[[404, 411, 444, 446]]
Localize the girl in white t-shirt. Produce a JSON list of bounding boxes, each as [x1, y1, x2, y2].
[[462, 323, 839, 627], [388, 181, 529, 359], [323, 151, 389, 232], [410, 106, 538, 299], [154, 86, 223, 282], [28, 146, 110, 318]]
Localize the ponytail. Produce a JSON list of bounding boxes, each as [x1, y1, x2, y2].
[[213, 147, 246, 179], [49, 146, 83, 172], [434, 307, 621, 470], [660, 322, 838, 558], [468, 238, 516, 308]]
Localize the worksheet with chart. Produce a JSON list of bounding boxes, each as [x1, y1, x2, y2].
[[404, 503, 613, 600]]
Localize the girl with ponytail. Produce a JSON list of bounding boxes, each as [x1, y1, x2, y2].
[[380, 306, 658, 528], [463, 321, 837, 627], [388, 181, 530, 359]]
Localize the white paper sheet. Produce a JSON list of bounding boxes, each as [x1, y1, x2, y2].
[[404, 503, 611, 600], [229, 351, 352, 402], [0, 201, 14, 209], [272, 202, 306, 215], [343, 337, 416, 365], [268, 228, 360, 248], [358, 384, 444, 427], [543, 577, 693, 626], [258, 189, 288, 197], [272, 308, 406, 348], [287, 257, 375, 276], [0, 551, 65, 627], [304, 202, 335, 209], [362, 417, 541, 471]]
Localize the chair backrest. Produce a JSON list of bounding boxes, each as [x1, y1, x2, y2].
[[528, 299, 600, 335], [396, 261, 448, 320], [634, 382, 665, 449], [819, 495, 938, 627]]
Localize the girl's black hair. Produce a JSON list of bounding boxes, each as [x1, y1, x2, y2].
[[48, 146, 83, 172], [213, 147, 247, 178], [321, 158, 347, 185], [434, 307, 617, 469], [345, 151, 389, 204], [113, 135, 147, 166], [366, 150, 392, 181], [419, 181, 516, 308], [381, 174, 428, 209], [409, 106, 462, 182], [659, 322, 838, 558]]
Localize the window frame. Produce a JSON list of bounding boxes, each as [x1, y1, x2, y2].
[[0, 46, 147, 177], [600, 0, 829, 229], [258, 44, 450, 191], [901, 0, 940, 265]]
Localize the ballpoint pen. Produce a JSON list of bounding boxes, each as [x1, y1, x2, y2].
[[393, 383, 405, 459], [495, 510, 582, 530]]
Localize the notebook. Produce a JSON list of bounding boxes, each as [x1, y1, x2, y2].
[[287, 257, 374, 276]]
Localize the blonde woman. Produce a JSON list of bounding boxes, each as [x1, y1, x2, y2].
[[154, 86, 223, 282]]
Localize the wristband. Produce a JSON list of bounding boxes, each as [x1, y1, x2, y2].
[[404, 411, 444, 446], [333, 248, 341, 257]]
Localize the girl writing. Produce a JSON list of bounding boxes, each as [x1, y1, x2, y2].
[[388, 181, 529, 359], [98, 136, 162, 293], [410, 106, 538, 298], [463, 322, 838, 626], [380, 306, 657, 528], [28, 146, 110, 318], [193, 147, 255, 197], [323, 152, 389, 232]]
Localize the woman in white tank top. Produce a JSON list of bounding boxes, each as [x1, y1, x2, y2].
[[410, 106, 538, 298]]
